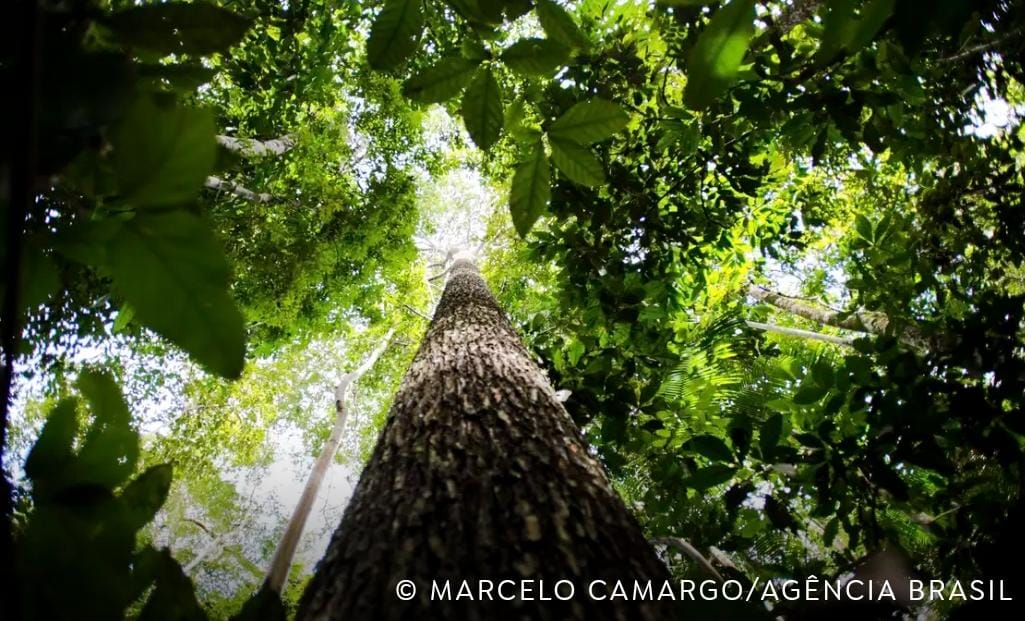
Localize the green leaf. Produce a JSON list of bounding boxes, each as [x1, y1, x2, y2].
[[76, 370, 139, 489], [549, 137, 606, 186], [104, 2, 252, 56], [501, 38, 571, 76], [509, 139, 551, 237], [403, 56, 480, 103], [854, 214, 874, 240], [548, 99, 629, 145], [367, 0, 423, 70], [682, 0, 756, 110], [811, 361, 834, 388], [687, 435, 734, 463], [113, 96, 216, 208], [113, 304, 136, 334], [461, 68, 504, 150], [793, 383, 827, 405], [24, 399, 79, 485], [682, 464, 737, 490], [106, 211, 246, 378], [120, 465, 173, 531], [536, 0, 590, 49], [759, 413, 783, 457]]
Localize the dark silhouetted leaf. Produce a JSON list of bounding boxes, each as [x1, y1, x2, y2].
[[105, 2, 252, 56], [403, 56, 480, 103]]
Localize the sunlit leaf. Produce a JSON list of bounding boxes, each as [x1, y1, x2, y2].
[[367, 0, 423, 70], [549, 137, 605, 186], [683, 0, 756, 110], [548, 99, 629, 144], [509, 139, 550, 237]]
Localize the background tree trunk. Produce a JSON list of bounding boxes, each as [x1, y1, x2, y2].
[[264, 328, 395, 594], [297, 259, 676, 620]]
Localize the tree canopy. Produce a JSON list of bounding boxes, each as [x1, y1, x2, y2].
[[2, 0, 1024, 619]]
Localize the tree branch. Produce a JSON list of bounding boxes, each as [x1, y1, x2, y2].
[[216, 134, 296, 158], [205, 175, 273, 203]]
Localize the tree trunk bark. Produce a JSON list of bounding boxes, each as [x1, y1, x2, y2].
[[265, 328, 395, 594], [297, 259, 675, 620], [747, 285, 931, 352]]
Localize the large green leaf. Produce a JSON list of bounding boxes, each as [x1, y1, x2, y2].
[[509, 140, 551, 237], [683, 0, 756, 110], [367, 0, 423, 70], [113, 96, 216, 208], [501, 38, 570, 76], [403, 56, 480, 103], [536, 0, 589, 49], [106, 211, 246, 378], [548, 99, 629, 144], [549, 137, 605, 186], [104, 2, 252, 56], [682, 465, 737, 490], [461, 67, 504, 150], [687, 435, 734, 463]]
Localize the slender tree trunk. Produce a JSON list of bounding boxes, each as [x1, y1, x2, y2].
[[745, 320, 855, 347], [265, 328, 395, 594], [747, 285, 930, 351], [297, 259, 676, 620]]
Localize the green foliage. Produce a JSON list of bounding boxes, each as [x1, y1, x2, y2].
[[367, 0, 424, 70], [461, 67, 504, 150], [15, 372, 200, 620], [682, 0, 756, 110], [509, 138, 551, 237]]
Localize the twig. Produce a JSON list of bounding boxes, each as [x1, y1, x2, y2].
[[402, 304, 432, 322], [651, 537, 725, 582]]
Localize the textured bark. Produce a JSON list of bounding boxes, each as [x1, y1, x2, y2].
[[747, 285, 931, 352], [265, 328, 395, 593], [216, 134, 295, 158], [205, 175, 273, 203], [298, 260, 676, 620]]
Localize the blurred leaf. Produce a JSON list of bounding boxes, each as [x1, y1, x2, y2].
[[536, 0, 589, 49], [683, 0, 756, 110], [403, 56, 479, 103], [106, 210, 246, 378], [682, 464, 737, 489], [687, 434, 734, 462], [24, 398, 79, 486], [120, 464, 173, 531], [104, 2, 251, 56], [501, 38, 570, 76], [113, 96, 216, 208]]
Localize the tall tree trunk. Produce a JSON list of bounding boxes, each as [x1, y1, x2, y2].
[[298, 259, 675, 620], [265, 328, 395, 594]]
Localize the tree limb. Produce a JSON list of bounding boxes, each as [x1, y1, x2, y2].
[[746, 320, 856, 347], [205, 175, 273, 203], [216, 134, 296, 158]]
